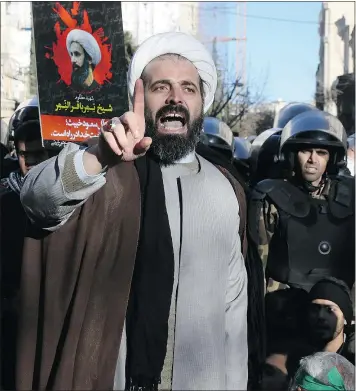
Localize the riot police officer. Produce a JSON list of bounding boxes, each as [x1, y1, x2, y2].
[[1, 96, 41, 180], [7, 96, 40, 150], [233, 137, 251, 183], [1, 97, 48, 195], [248, 103, 320, 187], [274, 102, 318, 130], [249, 128, 283, 186], [198, 116, 250, 191], [200, 116, 235, 161], [1, 97, 47, 390], [249, 109, 355, 293]]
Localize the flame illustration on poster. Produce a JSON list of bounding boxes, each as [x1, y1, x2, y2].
[[44, 2, 113, 92], [32, 1, 127, 150]]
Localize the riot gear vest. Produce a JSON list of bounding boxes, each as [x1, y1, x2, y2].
[[249, 176, 355, 291]]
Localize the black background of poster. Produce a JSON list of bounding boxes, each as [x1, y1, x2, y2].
[[32, 1, 128, 118]]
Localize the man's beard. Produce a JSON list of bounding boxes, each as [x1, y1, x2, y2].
[[145, 104, 204, 166], [71, 59, 90, 88], [307, 304, 338, 348]]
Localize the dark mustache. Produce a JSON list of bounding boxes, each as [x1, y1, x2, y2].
[[155, 105, 190, 123]]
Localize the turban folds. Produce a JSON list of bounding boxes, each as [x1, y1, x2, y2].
[[66, 29, 102, 66], [128, 32, 217, 113]]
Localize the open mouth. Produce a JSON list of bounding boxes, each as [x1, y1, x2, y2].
[[158, 112, 187, 132]]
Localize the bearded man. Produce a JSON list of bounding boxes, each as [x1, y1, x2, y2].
[[18, 32, 250, 391], [66, 29, 101, 91]]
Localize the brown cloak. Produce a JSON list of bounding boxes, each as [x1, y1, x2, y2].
[[16, 160, 247, 390]]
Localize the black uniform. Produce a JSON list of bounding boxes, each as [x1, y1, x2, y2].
[[248, 109, 354, 292], [250, 175, 355, 291]]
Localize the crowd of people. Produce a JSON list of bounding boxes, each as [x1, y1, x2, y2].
[[1, 31, 355, 391]]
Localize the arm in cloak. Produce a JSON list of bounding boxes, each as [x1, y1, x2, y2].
[[20, 142, 107, 231]]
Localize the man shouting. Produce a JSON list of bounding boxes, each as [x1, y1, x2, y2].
[[19, 32, 248, 390]]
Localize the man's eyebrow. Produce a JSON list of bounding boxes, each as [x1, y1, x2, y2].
[[149, 79, 199, 90], [181, 80, 199, 90], [149, 79, 171, 89]]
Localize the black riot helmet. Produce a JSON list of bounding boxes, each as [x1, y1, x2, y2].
[[201, 117, 235, 158], [275, 102, 318, 130], [233, 137, 251, 182], [249, 128, 283, 185], [279, 110, 348, 180], [234, 137, 251, 161], [8, 96, 39, 142]]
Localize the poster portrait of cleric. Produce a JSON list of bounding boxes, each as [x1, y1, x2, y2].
[[66, 29, 102, 92]]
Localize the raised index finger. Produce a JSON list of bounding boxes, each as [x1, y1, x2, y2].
[[133, 78, 145, 121]]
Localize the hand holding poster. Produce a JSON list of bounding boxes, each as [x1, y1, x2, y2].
[[32, 1, 128, 149]]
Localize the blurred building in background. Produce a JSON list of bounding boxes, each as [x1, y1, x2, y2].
[[1, 2, 32, 123], [121, 2, 199, 45], [316, 1, 355, 134]]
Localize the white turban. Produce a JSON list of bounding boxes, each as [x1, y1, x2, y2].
[[66, 29, 102, 66], [128, 32, 217, 113]]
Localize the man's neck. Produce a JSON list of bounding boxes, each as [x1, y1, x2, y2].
[[174, 150, 196, 164], [311, 177, 322, 188], [324, 332, 344, 353]]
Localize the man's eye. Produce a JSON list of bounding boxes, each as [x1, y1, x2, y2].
[[154, 86, 168, 91], [184, 87, 195, 93]]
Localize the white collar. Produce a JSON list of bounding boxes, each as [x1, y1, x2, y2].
[[174, 150, 196, 164]]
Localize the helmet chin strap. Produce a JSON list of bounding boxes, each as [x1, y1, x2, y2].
[[301, 176, 326, 193]]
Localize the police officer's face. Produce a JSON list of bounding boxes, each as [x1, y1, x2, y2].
[[297, 148, 329, 184], [17, 140, 49, 177]]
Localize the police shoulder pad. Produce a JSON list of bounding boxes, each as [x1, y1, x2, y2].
[[328, 176, 355, 218], [252, 178, 310, 218]]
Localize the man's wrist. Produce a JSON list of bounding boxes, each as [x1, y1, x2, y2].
[[96, 134, 122, 168], [75, 148, 106, 182]]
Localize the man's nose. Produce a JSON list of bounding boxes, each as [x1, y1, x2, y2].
[[308, 151, 318, 163], [165, 85, 183, 105]]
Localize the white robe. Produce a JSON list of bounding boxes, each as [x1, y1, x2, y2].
[[115, 155, 248, 390]]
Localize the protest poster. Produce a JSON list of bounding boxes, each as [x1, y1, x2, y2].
[[32, 1, 128, 149]]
